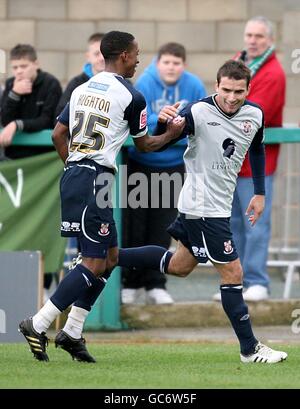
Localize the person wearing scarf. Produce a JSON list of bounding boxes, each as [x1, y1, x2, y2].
[[217, 16, 286, 302]]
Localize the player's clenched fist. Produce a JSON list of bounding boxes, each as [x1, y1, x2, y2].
[[158, 101, 181, 123]]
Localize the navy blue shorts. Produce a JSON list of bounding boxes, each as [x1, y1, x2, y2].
[[60, 159, 118, 259], [167, 213, 238, 264]]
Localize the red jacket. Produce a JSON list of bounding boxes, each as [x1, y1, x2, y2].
[[239, 53, 286, 177]]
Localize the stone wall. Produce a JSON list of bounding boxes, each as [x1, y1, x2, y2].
[[0, 0, 299, 122]]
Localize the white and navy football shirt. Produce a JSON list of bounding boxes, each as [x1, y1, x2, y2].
[[177, 94, 265, 217], [62, 71, 148, 170]]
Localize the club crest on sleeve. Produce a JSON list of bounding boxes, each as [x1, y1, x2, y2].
[[139, 108, 147, 129], [98, 223, 110, 236]]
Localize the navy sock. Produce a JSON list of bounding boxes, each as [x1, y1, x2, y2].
[[118, 246, 172, 274], [74, 269, 112, 311], [51, 264, 98, 311], [220, 284, 258, 355]]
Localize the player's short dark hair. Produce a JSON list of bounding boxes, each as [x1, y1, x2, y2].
[[10, 44, 37, 61], [100, 31, 135, 61], [157, 42, 186, 62], [217, 60, 251, 87], [88, 32, 105, 44]]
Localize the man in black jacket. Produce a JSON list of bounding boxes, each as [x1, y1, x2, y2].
[[0, 44, 62, 158], [55, 33, 105, 117]]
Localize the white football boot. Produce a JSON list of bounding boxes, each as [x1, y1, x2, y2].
[[241, 342, 288, 363]]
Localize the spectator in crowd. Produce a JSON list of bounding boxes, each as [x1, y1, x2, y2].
[[0, 44, 62, 158], [213, 16, 286, 302], [55, 32, 105, 117], [122, 42, 206, 305], [0, 43, 62, 296]]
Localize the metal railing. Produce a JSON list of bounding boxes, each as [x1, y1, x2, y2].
[[9, 127, 300, 146]]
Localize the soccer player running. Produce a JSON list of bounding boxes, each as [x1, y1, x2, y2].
[[19, 31, 184, 363], [118, 59, 287, 364]]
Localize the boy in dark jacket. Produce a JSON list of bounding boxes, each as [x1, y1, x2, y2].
[[0, 44, 62, 158]]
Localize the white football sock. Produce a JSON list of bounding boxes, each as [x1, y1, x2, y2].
[[63, 306, 89, 339], [32, 300, 61, 334]]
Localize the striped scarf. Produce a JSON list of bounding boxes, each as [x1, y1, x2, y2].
[[235, 45, 275, 77]]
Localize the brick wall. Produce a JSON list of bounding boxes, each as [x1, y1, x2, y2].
[[0, 0, 299, 121]]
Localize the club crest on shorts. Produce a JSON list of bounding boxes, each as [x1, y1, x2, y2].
[[98, 223, 110, 236], [240, 120, 252, 135], [223, 240, 233, 255]]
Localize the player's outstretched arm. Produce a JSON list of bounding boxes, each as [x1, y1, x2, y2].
[[245, 195, 265, 226], [133, 116, 185, 152], [52, 121, 69, 162]]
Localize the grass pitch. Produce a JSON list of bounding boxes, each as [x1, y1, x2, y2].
[[0, 342, 299, 389]]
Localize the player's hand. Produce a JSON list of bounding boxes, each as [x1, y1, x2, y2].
[[12, 78, 32, 95], [158, 101, 181, 123], [245, 195, 265, 226], [166, 115, 186, 139], [0, 121, 17, 147]]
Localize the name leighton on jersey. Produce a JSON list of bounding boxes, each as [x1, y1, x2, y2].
[[77, 94, 110, 113]]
